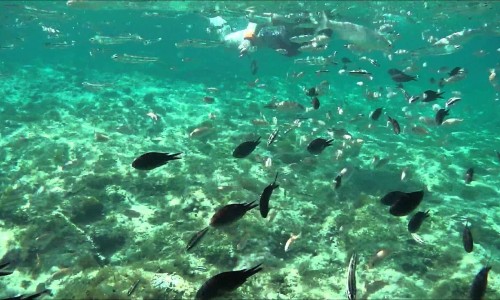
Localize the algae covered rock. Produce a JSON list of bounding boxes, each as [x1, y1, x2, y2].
[[70, 196, 105, 224]]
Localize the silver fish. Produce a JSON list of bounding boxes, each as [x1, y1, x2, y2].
[[445, 97, 461, 108], [267, 128, 279, 146], [289, 34, 314, 44], [320, 11, 391, 53], [346, 252, 357, 300]]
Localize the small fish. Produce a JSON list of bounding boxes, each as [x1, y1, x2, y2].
[[388, 68, 417, 82], [233, 137, 261, 158], [400, 88, 421, 104], [469, 266, 492, 300], [127, 279, 141, 296], [250, 59, 258, 75], [186, 226, 210, 251], [445, 97, 461, 108], [367, 249, 390, 269], [203, 96, 215, 104], [333, 174, 342, 189], [307, 138, 334, 155], [381, 190, 424, 216], [284, 233, 300, 252], [370, 107, 383, 121], [132, 152, 181, 170], [195, 264, 263, 300], [306, 87, 319, 97], [349, 69, 373, 80], [463, 221, 473, 253], [346, 253, 357, 300], [448, 66, 462, 77], [408, 210, 430, 233], [259, 173, 279, 218], [465, 167, 474, 184], [311, 97, 320, 109], [264, 101, 305, 113], [435, 108, 449, 125], [210, 201, 258, 227], [422, 90, 445, 102], [289, 34, 314, 43], [267, 128, 279, 146], [387, 116, 401, 134]]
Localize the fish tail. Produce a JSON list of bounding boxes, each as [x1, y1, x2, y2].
[[327, 139, 334, 146], [244, 264, 263, 278], [273, 172, 279, 184], [168, 152, 183, 160], [245, 200, 259, 211], [255, 136, 262, 144]]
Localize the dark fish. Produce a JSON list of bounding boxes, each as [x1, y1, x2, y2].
[[306, 87, 319, 97], [267, 128, 279, 146], [387, 116, 401, 134], [370, 107, 383, 121], [408, 210, 430, 233], [380, 191, 407, 206], [346, 253, 356, 300], [333, 174, 341, 189], [465, 167, 474, 184], [422, 90, 445, 102], [463, 221, 473, 253], [0, 261, 13, 277], [497, 151, 500, 163], [233, 137, 261, 158], [131, 152, 182, 170], [186, 226, 210, 251], [388, 68, 417, 82], [195, 264, 263, 300], [341, 57, 352, 64], [127, 279, 141, 296], [250, 59, 258, 75], [307, 138, 334, 155], [469, 266, 492, 300], [389, 190, 424, 217], [311, 96, 320, 109], [448, 66, 462, 77], [210, 201, 258, 227], [259, 172, 279, 218], [435, 108, 449, 125]]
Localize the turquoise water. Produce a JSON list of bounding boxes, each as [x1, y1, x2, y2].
[[1, 1, 499, 299]]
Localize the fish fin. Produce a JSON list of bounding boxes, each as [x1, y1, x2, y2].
[[0, 262, 10, 269], [315, 11, 330, 35]]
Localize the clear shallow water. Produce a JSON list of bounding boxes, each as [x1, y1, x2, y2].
[[0, 1, 499, 299]]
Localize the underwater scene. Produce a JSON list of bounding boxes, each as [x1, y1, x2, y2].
[[0, 1, 499, 299]]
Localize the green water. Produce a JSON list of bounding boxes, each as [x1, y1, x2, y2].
[[0, 1, 499, 299]]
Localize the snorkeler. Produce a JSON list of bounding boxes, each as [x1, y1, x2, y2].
[[209, 15, 327, 57]]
